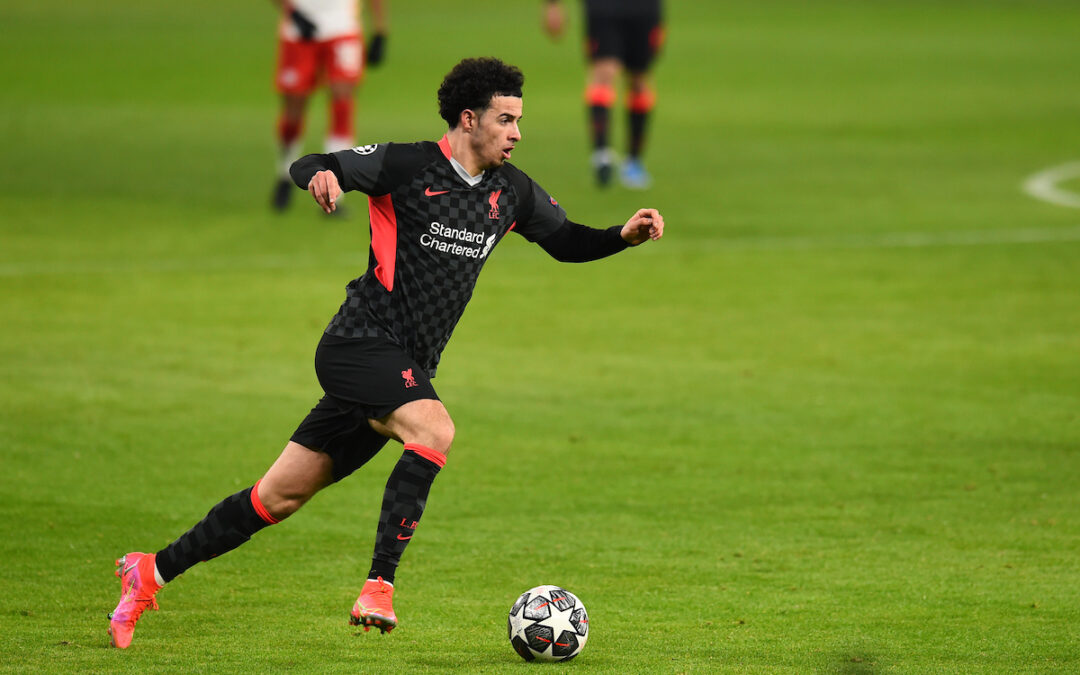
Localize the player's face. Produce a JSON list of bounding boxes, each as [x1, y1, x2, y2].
[[472, 96, 523, 170]]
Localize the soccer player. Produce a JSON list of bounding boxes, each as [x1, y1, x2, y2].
[[108, 56, 664, 648], [271, 0, 388, 212], [543, 0, 664, 189]]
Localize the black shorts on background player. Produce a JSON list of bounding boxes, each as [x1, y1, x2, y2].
[[585, 7, 662, 71]]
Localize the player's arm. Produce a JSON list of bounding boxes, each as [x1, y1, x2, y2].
[[272, 0, 318, 41], [290, 153, 346, 214], [291, 143, 427, 213], [536, 221, 628, 262], [536, 209, 664, 262], [508, 165, 664, 261]]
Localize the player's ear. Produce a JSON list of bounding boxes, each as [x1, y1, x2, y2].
[[461, 109, 476, 132]]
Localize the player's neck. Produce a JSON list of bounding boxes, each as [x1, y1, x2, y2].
[[445, 128, 486, 178]]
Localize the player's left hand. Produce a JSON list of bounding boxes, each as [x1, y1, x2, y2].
[[367, 33, 386, 67], [620, 208, 665, 245]]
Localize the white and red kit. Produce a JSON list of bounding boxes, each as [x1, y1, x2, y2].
[[276, 0, 365, 95]]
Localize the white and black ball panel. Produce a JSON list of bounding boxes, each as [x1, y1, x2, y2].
[[507, 585, 589, 662]]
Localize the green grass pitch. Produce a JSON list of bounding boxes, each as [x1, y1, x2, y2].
[[2, 1, 1080, 672]]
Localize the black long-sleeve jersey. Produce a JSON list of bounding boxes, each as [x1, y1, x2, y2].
[[290, 136, 628, 377]]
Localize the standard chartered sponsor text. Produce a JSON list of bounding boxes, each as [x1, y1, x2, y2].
[[421, 222, 496, 259]]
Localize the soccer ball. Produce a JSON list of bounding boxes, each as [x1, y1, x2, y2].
[[507, 585, 589, 662]]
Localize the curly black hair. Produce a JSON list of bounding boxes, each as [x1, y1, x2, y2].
[[437, 57, 524, 128]]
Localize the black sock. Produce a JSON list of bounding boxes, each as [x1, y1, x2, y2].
[[367, 444, 446, 584], [589, 104, 611, 151], [155, 481, 278, 583], [628, 109, 649, 160]]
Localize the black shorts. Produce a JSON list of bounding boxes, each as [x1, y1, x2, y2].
[[585, 10, 663, 72], [290, 333, 440, 481]]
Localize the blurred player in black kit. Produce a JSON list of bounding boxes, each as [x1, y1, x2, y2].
[[107, 56, 664, 649], [544, 0, 664, 189]]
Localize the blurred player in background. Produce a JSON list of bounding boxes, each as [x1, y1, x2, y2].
[[272, 0, 388, 212], [543, 0, 664, 189], [107, 56, 664, 649]]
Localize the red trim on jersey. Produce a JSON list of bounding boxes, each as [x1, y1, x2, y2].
[[437, 134, 452, 160], [368, 194, 398, 292], [251, 480, 281, 525], [507, 220, 517, 233], [405, 443, 447, 468]]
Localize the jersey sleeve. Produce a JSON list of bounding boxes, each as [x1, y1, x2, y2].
[[504, 164, 568, 242], [332, 142, 435, 195], [331, 143, 392, 195], [535, 220, 628, 262]]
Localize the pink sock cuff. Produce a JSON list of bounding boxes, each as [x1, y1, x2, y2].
[[251, 479, 281, 525], [404, 443, 447, 469]]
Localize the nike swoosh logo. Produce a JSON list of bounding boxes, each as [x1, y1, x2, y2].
[[396, 534, 412, 540], [424, 187, 449, 197]]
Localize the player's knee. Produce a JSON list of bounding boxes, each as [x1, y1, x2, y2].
[[261, 489, 310, 521], [589, 58, 620, 85], [426, 420, 455, 456]]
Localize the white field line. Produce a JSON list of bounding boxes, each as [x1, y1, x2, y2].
[[1023, 162, 1080, 209], [711, 225, 1080, 251], [2, 226, 1080, 278]]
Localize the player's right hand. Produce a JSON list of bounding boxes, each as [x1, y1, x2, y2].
[[290, 9, 317, 41], [308, 170, 342, 214], [620, 208, 665, 245]]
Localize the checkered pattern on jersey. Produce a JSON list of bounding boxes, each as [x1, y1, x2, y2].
[[370, 449, 443, 573], [327, 159, 521, 376]]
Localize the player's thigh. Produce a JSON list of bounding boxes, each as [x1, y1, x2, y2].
[[369, 399, 455, 454], [588, 57, 621, 87], [276, 38, 320, 95], [584, 11, 623, 64], [290, 394, 390, 482], [622, 14, 664, 72], [325, 34, 363, 86]]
